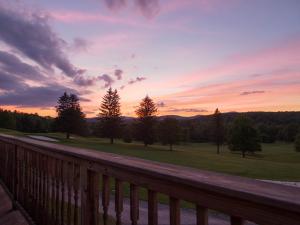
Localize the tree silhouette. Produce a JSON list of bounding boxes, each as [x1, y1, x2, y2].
[[135, 95, 157, 147], [212, 108, 224, 154], [228, 115, 261, 157], [159, 118, 180, 151], [98, 88, 121, 144], [55, 92, 86, 139]]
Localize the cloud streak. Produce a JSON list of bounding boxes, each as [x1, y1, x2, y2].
[[240, 91, 265, 96]]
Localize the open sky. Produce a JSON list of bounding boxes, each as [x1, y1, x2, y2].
[[0, 0, 299, 117]]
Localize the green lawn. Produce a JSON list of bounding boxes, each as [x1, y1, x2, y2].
[[0, 128, 299, 181]]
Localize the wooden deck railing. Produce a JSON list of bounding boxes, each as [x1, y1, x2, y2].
[[0, 134, 300, 225]]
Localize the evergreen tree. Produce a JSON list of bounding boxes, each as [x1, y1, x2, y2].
[[135, 95, 157, 147], [212, 108, 224, 154], [159, 118, 180, 151], [55, 92, 86, 139], [98, 88, 121, 144], [228, 115, 261, 157]]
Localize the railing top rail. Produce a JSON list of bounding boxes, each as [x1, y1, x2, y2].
[[0, 133, 299, 215]]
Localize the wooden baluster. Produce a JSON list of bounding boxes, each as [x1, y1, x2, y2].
[[55, 159, 60, 225], [148, 190, 158, 225], [231, 216, 244, 225], [12, 145, 17, 201], [170, 197, 180, 225], [73, 164, 80, 225], [14, 146, 19, 204], [25, 150, 29, 211], [196, 205, 208, 225], [61, 160, 65, 225], [45, 156, 50, 225], [82, 169, 100, 225], [19, 148, 24, 206], [67, 162, 73, 225], [44, 155, 48, 223], [115, 179, 123, 225], [40, 155, 46, 224], [130, 184, 139, 225], [34, 152, 39, 221], [102, 175, 110, 225], [50, 157, 55, 225], [38, 154, 43, 224]]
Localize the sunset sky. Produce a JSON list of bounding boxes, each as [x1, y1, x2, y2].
[[0, 0, 299, 117]]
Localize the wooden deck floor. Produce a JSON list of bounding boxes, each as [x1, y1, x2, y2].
[[0, 184, 29, 225]]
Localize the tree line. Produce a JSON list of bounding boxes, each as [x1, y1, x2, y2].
[[1, 89, 300, 156], [53, 89, 300, 156]]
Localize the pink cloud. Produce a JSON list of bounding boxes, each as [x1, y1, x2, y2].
[[50, 10, 139, 26]]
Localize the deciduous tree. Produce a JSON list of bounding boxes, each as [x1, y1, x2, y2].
[[228, 115, 261, 157], [159, 117, 180, 151]]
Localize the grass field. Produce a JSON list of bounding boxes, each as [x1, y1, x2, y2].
[[0, 128, 299, 181]]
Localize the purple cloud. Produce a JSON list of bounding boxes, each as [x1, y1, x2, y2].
[[114, 69, 123, 80], [128, 76, 146, 84], [71, 38, 90, 52], [157, 101, 165, 107], [0, 83, 81, 107], [134, 0, 160, 18], [240, 91, 265, 96], [103, 0, 160, 18], [0, 50, 43, 80], [98, 74, 115, 88], [0, 5, 82, 77], [168, 108, 208, 113], [104, 0, 127, 11]]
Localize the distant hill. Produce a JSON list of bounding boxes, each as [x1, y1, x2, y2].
[[87, 111, 300, 124]]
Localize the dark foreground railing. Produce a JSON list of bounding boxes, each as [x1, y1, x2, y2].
[[0, 134, 299, 225]]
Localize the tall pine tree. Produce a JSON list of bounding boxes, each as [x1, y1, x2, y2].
[[98, 88, 121, 144], [135, 95, 157, 147], [55, 92, 86, 139]]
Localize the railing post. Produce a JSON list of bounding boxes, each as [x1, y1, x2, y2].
[[81, 165, 100, 225]]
